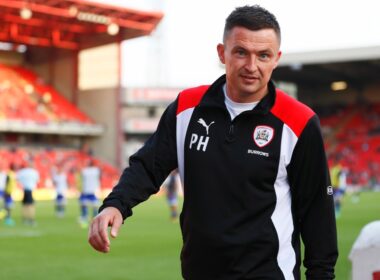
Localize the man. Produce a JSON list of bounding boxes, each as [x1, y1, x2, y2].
[[79, 159, 101, 228], [4, 163, 17, 226], [164, 169, 180, 221], [52, 164, 68, 218], [0, 163, 8, 221], [17, 160, 39, 226], [89, 5, 338, 279]]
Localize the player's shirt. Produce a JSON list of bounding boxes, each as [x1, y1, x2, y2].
[[330, 164, 341, 188], [16, 168, 39, 191], [81, 166, 100, 194], [5, 171, 17, 195], [53, 172, 68, 195]]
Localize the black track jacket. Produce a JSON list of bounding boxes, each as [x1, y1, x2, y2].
[[100, 75, 338, 280]]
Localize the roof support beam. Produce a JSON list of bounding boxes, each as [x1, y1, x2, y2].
[[0, 1, 73, 18], [0, 0, 160, 32], [0, 14, 89, 33], [0, 0, 163, 50]]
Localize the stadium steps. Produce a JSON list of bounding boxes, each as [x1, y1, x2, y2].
[[0, 64, 104, 135], [325, 105, 360, 155]]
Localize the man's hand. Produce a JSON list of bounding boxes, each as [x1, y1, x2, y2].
[[88, 207, 123, 253]]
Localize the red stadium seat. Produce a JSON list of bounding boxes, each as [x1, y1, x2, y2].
[[0, 64, 94, 124], [319, 102, 380, 188]]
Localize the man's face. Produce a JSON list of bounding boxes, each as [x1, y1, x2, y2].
[[217, 27, 281, 102]]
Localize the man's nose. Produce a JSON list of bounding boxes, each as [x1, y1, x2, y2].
[[245, 55, 258, 72]]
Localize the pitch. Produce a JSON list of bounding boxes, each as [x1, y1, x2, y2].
[[0, 192, 379, 279]]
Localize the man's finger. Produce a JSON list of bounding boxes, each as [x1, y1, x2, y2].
[[89, 217, 109, 253], [110, 214, 123, 238], [98, 216, 111, 246]]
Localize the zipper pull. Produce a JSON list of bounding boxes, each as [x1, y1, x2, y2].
[[225, 124, 235, 143]]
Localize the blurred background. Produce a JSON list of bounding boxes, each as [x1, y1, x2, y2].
[[0, 0, 379, 279]]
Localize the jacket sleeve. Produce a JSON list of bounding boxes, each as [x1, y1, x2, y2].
[[287, 115, 338, 279], [99, 100, 178, 219]]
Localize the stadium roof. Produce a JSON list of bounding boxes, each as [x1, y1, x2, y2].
[[0, 0, 163, 50], [273, 46, 380, 90]]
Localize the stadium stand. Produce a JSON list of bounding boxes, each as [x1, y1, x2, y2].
[[0, 1, 163, 203], [0, 63, 93, 124], [0, 0, 163, 171], [0, 63, 120, 196], [0, 147, 119, 190], [318, 103, 380, 189]]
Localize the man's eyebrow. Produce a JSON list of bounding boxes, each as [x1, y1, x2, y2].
[[231, 45, 247, 50], [257, 48, 274, 53]]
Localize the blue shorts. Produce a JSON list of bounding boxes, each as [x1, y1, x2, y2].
[[333, 188, 345, 200], [2, 192, 13, 208], [56, 194, 66, 205], [4, 193, 13, 208], [79, 193, 99, 206], [166, 191, 178, 206]]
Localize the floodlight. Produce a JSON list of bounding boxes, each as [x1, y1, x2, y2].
[[331, 81, 347, 91], [107, 23, 119, 36], [20, 7, 32, 20]]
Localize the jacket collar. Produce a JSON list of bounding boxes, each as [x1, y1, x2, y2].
[[198, 74, 276, 115]]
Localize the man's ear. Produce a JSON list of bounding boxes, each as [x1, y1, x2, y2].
[[217, 43, 225, 64], [273, 51, 282, 69]]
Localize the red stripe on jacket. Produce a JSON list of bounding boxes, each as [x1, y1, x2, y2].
[[271, 89, 315, 137], [176, 85, 209, 115]]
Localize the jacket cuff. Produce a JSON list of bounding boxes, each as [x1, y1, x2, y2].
[[98, 199, 132, 220]]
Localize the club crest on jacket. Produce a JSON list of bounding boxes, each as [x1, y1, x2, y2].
[[253, 125, 274, 147]]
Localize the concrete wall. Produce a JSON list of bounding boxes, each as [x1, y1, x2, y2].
[[364, 82, 380, 103], [297, 82, 380, 107], [25, 47, 75, 101], [298, 87, 359, 107], [51, 50, 76, 101], [78, 44, 119, 90], [0, 50, 24, 65], [77, 88, 118, 166]]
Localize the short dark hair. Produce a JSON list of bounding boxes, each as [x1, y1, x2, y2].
[[223, 5, 281, 44]]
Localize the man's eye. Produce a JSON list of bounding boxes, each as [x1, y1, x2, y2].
[[237, 50, 246, 56]]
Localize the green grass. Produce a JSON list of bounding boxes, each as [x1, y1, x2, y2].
[[0, 192, 379, 279], [0, 196, 182, 280]]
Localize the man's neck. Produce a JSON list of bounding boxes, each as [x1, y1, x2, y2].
[[226, 85, 268, 103]]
